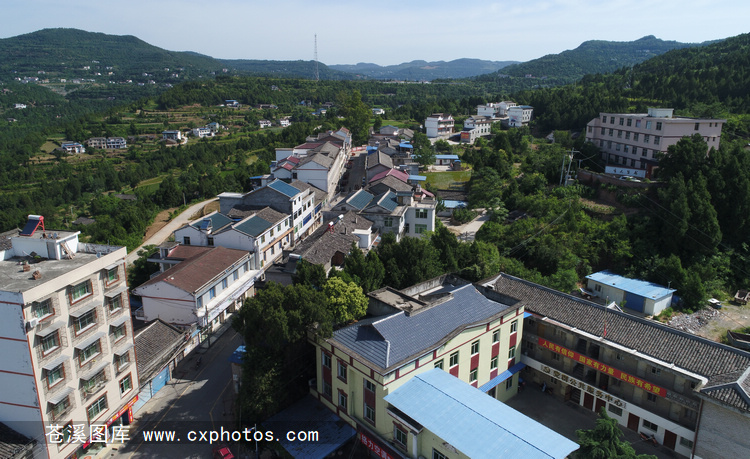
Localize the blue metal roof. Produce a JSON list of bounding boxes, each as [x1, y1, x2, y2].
[[443, 200, 467, 209], [407, 175, 426, 181], [345, 190, 374, 211], [268, 179, 302, 198], [384, 369, 579, 459], [228, 345, 246, 364], [586, 270, 675, 299], [330, 285, 513, 371], [191, 213, 233, 231], [234, 216, 273, 237], [435, 154, 459, 160], [366, 191, 398, 213], [399, 142, 413, 149], [264, 396, 356, 459], [478, 362, 526, 392]]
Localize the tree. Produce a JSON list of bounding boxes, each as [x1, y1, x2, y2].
[[127, 245, 159, 288], [323, 277, 368, 324], [412, 132, 435, 168], [576, 409, 657, 459], [343, 243, 385, 293], [292, 259, 327, 289]]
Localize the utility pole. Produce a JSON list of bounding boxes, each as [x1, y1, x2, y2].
[[313, 34, 320, 82]]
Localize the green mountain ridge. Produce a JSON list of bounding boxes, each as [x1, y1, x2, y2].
[[329, 58, 519, 80]]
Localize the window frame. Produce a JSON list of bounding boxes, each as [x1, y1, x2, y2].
[[415, 224, 427, 234], [469, 367, 478, 383], [490, 356, 498, 370], [33, 298, 54, 320], [107, 294, 122, 314], [321, 352, 331, 369], [87, 394, 108, 422], [394, 425, 407, 447], [73, 308, 97, 335], [338, 391, 348, 412], [78, 340, 101, 366], [470, 340, 479, 355], [46, 363, 65, 388], [642, 419, 658, 431], [41, 331, 61, 355], [112, 323, 126, 342], [508, 346, 516, 359], [434, 359, 444, 370], [510, 320, 518, 333], [364, 403, 375, 423], [492, 329, 500, 343], [337, 361, 347, 382], [105, 267, 119, 285], [449, 351, 459, 367], [119, 374, 133, 396], [69, 280, 93, 305]]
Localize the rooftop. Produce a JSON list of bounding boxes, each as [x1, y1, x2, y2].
[[586, 270, 675, 299], [292, 212, 373, 266], [268, 179, 304, 198], [486, 273, 750, 413], [384, 369, 579, 459], [135, 319, 185, 382], [329, 281, 514, 373]]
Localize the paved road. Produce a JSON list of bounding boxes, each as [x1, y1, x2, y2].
[[444, 211, 489, 242], [111, 325, 243, 458], [125, 198, 218, 266]]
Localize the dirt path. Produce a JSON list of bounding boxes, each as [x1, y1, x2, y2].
[[144, 208, 177, 240]]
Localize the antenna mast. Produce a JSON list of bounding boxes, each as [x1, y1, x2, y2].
[[314, 34, 320, 81]]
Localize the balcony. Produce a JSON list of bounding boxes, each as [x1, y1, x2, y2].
[[79, 365, 110, 401]]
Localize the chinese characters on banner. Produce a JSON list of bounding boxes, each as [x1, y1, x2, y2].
[[538, 338, 666, 397], [541, 365, 627, 409], [359, 432, 395, 459]]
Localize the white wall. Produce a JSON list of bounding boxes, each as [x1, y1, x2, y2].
[[138, 283, 197, 325]]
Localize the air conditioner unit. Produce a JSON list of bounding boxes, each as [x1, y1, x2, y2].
[[26, 318, 40, 332]]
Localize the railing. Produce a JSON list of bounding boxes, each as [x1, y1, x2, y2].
[[49, 395, 76, 422], [36, 334, 68, 362], [80, 367, 110, 401], [78, 243, 123, 255]]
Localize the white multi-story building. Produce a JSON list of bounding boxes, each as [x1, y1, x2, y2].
[[507, 105, 533, 127], [477, 101, 516, 118], [425, 113, 454, 139], [585, 108, 725, 176], [0, 216, 138, 459]]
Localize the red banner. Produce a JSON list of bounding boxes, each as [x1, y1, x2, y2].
[[359, 432, 395, 459], [538, 338, 665, 397]]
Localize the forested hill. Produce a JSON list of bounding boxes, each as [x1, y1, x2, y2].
[[515, 32, 750, 136], [0, 28, 226, 80], [477, 35, 713, 85], [218, 58, 354, 80], [329, 58, 518, 80]]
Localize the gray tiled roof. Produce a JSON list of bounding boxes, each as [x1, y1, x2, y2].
[[292, 212, 373, 266], [135, 319, 185, 382], [330, 284, 514, 373], [0, 423, 34, 459], [487, 273, 750, 412], [298, 152, 334, 169]]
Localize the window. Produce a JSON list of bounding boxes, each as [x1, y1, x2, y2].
[[32, 299, 53, 319], [615, 143, 621, 151], [222, 278, 228, 289], [679, 438, 694, 449], [260, 235, 266, 244], [119, 374, 132, 395], [646, 121, 652, 129], [624, 145, 629, 153], [506, 378, 514, 390], [619, 117, 624, 126], [656, 122, 662, 130], [106, 267, 118, 283], [183, 236, 191, 245], [492, 329, 500, 343], [338, 391, 347, 412], [643, 420, 658, 431], [602, 116, 607, 123], [404, 223, 410, 234], [625, 131, 630, 140], [394, 426, 407, 447], [643, 134, 650, 143], [364, 403, 375, 422], [433, 449, 447, 459], [647, 393, 657, 403], [627, 118, 632, 127], [321, 352, 331, 368], [608, 128, 613, 136], [415, 208, 428, 219], [630, 159, 635, 167], [208, 287, 216, 300], [607, 140, 612, 149], [51, 396, 71, 419], [41, 332, 60, 354], [207, 237, 214, 247], [74, 309, 97, 334], [610, 117, 615, 124], [70, 280, 92, 303], [108, 294, 122, 313], [47, 364, 64, 387], [633, 133, 639, 141], [322, 380, 332, 398], [600, 127, 605, 135], [233, 270, 239, 281], [384, 218, 393, 228], [415, 224, 427, 234], [640, 148, 646, 157], [115, 351, 130, 372], [510, 320, 518, 333], [79, 341, 100, 364], [551, 352, 560, 361], [471, 340, 479, 355], [434, 359, 444, 370], [607, 403, 623, 416], [508, 346, 516, 359], [87, 395, 108, 421], [490, 356, 498, 370], [449, 351, 459, 367], [651, 367, 661, 376], [337, 361, 347, 382], [469, 367, 478, 383], [653, 136, 660, 145], [112, 323, 126, 342], [197, 296, 203, 308], [635, 119, 641, 128], [365, 379, 376, 392], [617, 130, 622, 138]]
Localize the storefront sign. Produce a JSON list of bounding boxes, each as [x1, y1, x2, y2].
[[541, 364, 627, 409], [538, 338, 666, 397], [359, 432, 395, 459]]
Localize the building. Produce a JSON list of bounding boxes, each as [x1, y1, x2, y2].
[[372, 108, 385, 116], [382, 369, 579, 459], [87, 137, 126, 150], [258, 120, 272, 129], [460, 116, 493, 144], [191, 127, 212, 138], [309, 275, 527, 459], [483, 272, 750, 459], [132, 246, 256, 332], [507, 105, 533, 127], [0, 216, 138, 459], [60, 142, 85, 154], [584, 108, 725, 176], [585, 271, 676, 316], [425, 113, 454, 139], [161, 130, 182, 142], [477, 101, 516, 118], [279, 117, 291, 127]]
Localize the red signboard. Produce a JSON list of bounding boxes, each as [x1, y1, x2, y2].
[[359, 432, 395, 459], [538, 338, 666, 397]]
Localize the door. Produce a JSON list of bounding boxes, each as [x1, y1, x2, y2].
[[625, 292, 645, 312], [664, 430, 677, 450], [583, 393, 594, 410], [595, 398, 606, 415], [151, 365, 171, 394], [627, 413, 640, 431]]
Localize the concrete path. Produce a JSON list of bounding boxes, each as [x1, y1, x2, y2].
[[125, 198, 218, 266]]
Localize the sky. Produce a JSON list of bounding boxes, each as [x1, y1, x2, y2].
[[2, 0, 749, 66]]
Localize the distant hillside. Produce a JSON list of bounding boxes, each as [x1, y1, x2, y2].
[[218, 59, 354, 80], [478, 35, 713, 84], [330, 58, 518, 80], [0, 28, 226, 81]]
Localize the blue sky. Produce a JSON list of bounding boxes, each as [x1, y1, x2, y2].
[[3, 0, 749, 65]]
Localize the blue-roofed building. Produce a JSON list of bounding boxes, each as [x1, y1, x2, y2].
[[383, 369, 579, 459], [309, 275, 526, 459], [585, 270, 676, 315]]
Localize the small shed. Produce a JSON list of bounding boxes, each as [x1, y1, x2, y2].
[[585, 271, 675, 316]]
